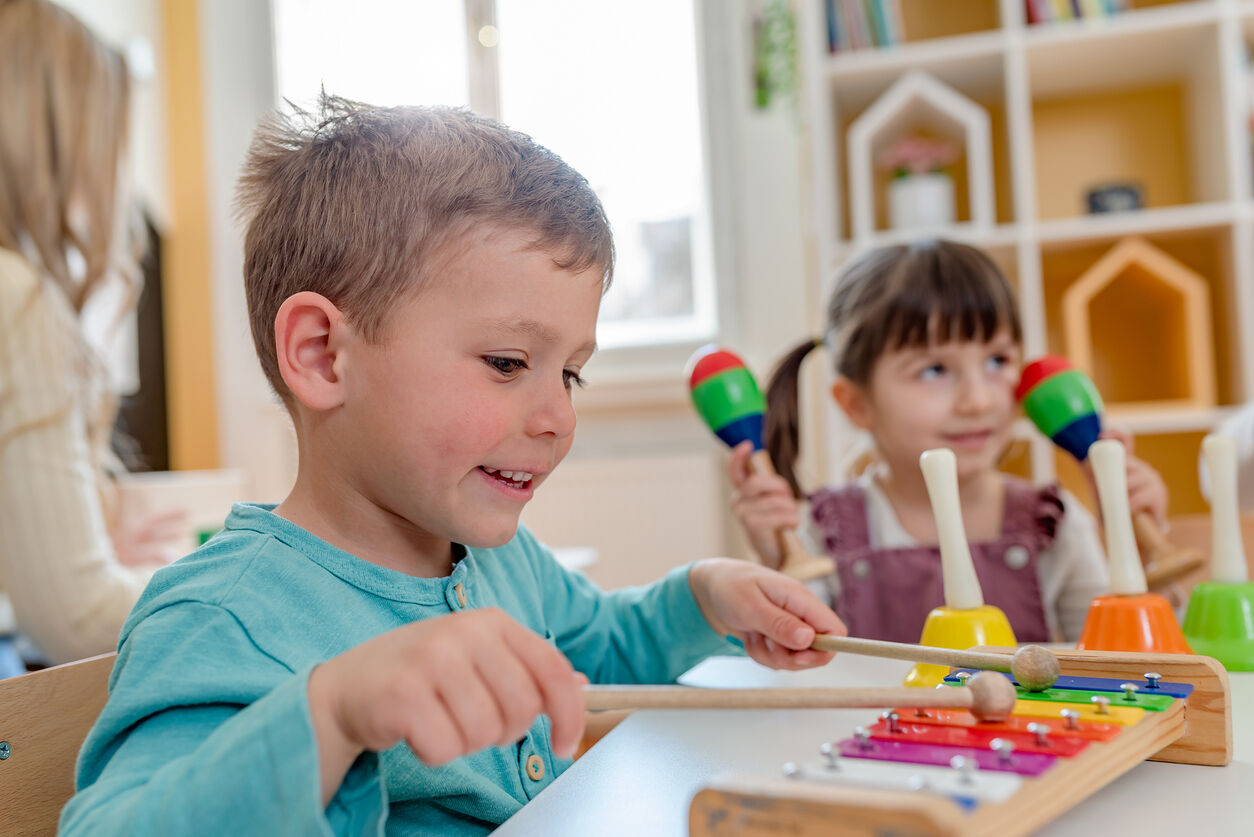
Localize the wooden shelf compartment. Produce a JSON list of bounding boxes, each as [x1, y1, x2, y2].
[[827, 29, 1005, 84], [1123, 0, 1213, 10], [892, 0, 1002, 44], [1026, 0, 1219, 33], [1039, 226, 1242, 414], [1027, 18, 1229, 220], [828, 55, 1016, 241], [828, 0, 1003, 55]]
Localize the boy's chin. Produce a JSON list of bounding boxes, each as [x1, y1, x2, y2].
[[457, 520, 522, 550]]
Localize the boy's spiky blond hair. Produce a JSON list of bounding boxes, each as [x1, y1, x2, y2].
[[235, 94, 614, 401]]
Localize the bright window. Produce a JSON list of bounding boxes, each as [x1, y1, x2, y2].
[[272, 0, 717, 350]]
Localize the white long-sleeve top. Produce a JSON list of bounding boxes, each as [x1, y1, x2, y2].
[[0, 248, 155, 663]]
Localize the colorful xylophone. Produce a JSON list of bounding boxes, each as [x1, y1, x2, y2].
[[689, 648, 1232, 837]]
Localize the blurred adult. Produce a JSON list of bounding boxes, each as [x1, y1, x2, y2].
[[0, 0, 177, 676]]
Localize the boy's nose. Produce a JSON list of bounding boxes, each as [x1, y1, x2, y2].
[[527, 382, 577, 439]]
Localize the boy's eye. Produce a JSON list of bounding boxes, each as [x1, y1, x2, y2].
[[563, 369, 588, 390], [986, 354, 1011, 371], [919, 363, 945, 380], [484, 356, 527, 377]]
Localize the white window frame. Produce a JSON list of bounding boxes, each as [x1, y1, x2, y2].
[[269, 0, 742, 399]]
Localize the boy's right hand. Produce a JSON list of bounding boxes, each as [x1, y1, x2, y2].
[[307, 608, 586, 802], [728, 440, 802, 571]]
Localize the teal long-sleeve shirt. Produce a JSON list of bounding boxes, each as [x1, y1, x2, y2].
[[60, 503, 734, 835]]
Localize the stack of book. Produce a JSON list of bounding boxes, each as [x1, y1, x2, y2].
[[1026, 0, 1129, 23], [826, 0, 904, 53]]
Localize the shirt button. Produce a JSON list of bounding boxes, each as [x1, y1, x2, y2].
[[1004, 545, 1030, 570], [525, 754, 545, 781], [454, 582, 467, 608], [852, 559, 870, 579]]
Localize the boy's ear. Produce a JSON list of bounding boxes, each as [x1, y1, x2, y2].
[[831, 375, 873, 430], [274, 291, 347, 411]]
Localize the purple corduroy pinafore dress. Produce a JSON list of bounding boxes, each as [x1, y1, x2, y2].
[[807, 478, 1063, 643]]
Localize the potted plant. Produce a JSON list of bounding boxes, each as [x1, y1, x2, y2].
[[877, 134, 959, 231]]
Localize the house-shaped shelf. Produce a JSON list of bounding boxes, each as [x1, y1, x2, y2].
[[1062, 236, 1216, 411], [846, 69, 994, 243]]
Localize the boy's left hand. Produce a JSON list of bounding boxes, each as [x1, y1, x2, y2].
[[688, 558, 847, 670]]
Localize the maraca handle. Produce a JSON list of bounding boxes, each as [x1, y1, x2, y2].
[[1132, 511, 1169, 553], [747, 451, 835, 582]]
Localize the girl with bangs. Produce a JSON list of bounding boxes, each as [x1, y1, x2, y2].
[[729, 239, 1167, 643]]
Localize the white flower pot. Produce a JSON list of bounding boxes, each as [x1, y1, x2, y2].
[[888, 173, 955, 231]]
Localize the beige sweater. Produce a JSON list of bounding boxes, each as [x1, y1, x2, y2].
[[0, 248, 155, 663]]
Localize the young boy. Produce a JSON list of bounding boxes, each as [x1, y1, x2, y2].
[[60, 96, 847, 835]]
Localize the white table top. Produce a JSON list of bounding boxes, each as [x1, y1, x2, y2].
[[496, 654, 1254, 835]]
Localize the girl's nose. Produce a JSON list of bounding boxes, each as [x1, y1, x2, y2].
[[955, 373, 995, 413]]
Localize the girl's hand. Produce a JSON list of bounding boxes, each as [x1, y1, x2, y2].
[[307, 609, 586, 804], [688, 558, 847, 670], [1091, 428, 1169, 527], [111, 508, 189, 567], [728, 440, 801, 570]]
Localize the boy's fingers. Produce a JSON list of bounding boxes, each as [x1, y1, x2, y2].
[[405, 692, 468, 766], [472, 652, 546, 747], [437, 663, 506, 755], [760, 577, 848, 639], [746, 593, 820, 651], [504, 629, 585, 759]]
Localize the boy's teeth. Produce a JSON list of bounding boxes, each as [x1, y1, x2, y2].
[[483, 467, 533, 482]]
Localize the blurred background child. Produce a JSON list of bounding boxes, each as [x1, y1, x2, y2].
[[729, 239, 1168, 644]]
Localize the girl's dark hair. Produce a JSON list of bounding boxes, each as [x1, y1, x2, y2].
[[764, 239, 1021, 497]]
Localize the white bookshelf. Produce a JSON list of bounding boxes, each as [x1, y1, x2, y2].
[[798, 0, 1254, 514]]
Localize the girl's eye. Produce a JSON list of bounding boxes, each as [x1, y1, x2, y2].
[[919, 363, 945, 380], [986, 354, 1011, 371], [563, 369, 588, 390], [485, 356, 527, 377]]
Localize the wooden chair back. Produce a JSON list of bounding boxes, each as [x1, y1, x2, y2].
[[0, 653, 115, 836]]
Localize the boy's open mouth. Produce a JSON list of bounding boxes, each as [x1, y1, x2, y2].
[[479, 466, 534, 489]]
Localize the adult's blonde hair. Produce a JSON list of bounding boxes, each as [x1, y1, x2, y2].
[[235, 94, 615, 403], [0, 0, 137, 310], [0, 0, 137, 474]]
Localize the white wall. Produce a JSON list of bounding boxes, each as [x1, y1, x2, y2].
[[197, 1, 300, 503]]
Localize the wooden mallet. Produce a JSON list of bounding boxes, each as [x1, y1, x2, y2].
[[809, 634, 1060, 692], [584, 671, 1018, 722]]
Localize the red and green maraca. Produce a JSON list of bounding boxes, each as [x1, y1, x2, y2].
[[1015, 356, 1104, 461], [686, 345, 834, 581], [1016, 355, 1202, 601], [688, 346, 768, 452]]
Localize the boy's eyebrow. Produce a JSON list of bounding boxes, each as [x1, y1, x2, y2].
[[484, 317, 598, 352]]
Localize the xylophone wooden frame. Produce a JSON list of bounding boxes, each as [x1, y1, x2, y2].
[[688, 649, 1231, 837]]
